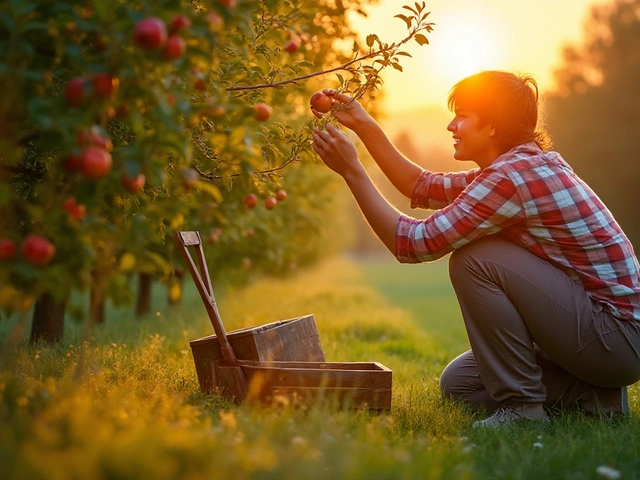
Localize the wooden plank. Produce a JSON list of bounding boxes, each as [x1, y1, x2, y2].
[[189, 316, 326, 393], [177, 231, 201, 246], [239, 362, 392, 389], [239, 360, 390, 371]]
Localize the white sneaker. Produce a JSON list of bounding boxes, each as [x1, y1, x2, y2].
[[473, 403, 549, 429]]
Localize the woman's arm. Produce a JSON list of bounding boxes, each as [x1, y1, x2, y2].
[[313, 90, 424, 199], [312, 123, 401, 255]]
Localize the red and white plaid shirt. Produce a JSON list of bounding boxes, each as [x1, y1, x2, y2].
[[396, 142, 640, 321]]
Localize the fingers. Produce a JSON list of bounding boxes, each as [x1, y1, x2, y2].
[[322, 89, 352, 104], [310, 107, 325, 119]]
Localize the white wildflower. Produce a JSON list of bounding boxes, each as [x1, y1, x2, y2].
[[596, 465, 621, 480], [533, 442, 543, 448]]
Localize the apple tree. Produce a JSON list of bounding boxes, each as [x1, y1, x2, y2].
[[0, 0, 434, 343]]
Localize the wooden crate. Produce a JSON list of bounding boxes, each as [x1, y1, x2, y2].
[[227, 360, 392, 411], [190, 313, 325, 393]]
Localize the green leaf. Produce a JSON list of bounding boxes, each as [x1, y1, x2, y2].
[[352, 40, 359, 53], [395, 51, 412, 58], [391, 62, 403, 72], [414, 34, 429, 46], [198, 182, 223, 203]]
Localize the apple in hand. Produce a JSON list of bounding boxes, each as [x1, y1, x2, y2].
[[310, 91, 332, 113], [21, 235, 55, 267]]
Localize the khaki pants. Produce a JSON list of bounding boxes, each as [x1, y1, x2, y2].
[[440, 236, 640, 411]]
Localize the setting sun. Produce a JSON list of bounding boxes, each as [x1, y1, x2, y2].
[[348, 0, 596, 113], [428, 14, 503, 87]]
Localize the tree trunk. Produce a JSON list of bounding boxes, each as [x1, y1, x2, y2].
[[30, 291, 66, 344], [89, 285, 106, 324], [136, 273, 153, 318]]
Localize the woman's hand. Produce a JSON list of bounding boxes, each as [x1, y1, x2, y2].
[[312, 123, 364, 180], [310, 89, 372, 132]]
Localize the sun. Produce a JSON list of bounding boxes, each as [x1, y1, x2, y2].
[[428, 14, 504, 87]]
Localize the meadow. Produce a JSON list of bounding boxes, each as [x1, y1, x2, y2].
[[1, 255, 639, 480]]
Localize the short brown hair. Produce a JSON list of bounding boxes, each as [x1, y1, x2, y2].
[[447, 71, 552, 151]]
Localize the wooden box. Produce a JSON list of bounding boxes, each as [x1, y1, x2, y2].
[[229, 360, 393, 411], [190, 314, 325, 393]]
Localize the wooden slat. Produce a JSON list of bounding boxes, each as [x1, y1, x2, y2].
[[239, 360, 390, 371], [239, 363, 392, 389]]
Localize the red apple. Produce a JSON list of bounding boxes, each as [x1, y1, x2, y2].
[[62, 197, 86, 221], [193, 76, 207, 91], [206, 12, 224, 33], [242, 193, 258, 208], [208, 227, 223, 244], [134, 17, 168, 50], [80, 147, 113, 179], [65, 77, 87, 106], [284, 39, 300, 53], [264, 197, 277, 210], [163, 35, 186, 60], [0, 238, 16, 260], [122, 173, 146, 193], [219, 0, 237, 7], [76, 126, 113, 152], [310, 91, 332, 113], [169, 15, 191, 33], [275, 189, 287, 201], [21, 235, 55, 267], [61, 153, 83, 173], [92, 73, 119, 98], [254, 103, 273, 121]]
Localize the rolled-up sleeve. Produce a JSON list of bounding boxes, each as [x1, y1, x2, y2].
[[397, 169, 524, 263], [411, 169, 481, 210]]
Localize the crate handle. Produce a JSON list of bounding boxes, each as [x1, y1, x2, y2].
[[173, 230, 239, 365]]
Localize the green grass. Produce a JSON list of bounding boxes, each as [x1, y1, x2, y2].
[[1, 256, 639, 479]]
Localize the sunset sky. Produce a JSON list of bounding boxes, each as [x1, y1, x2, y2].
[[348, 0, 600, 113]]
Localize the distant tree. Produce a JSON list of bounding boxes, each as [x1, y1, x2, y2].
[[545, 0, 640, 248]]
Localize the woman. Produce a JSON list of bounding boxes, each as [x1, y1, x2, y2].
[[311, 71, 640, 428]]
